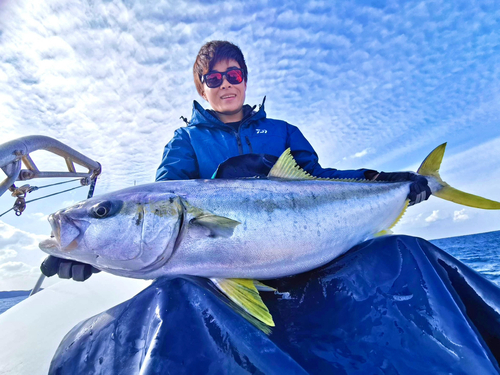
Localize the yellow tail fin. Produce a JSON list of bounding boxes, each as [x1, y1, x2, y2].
[[418, 143, 500, 210]]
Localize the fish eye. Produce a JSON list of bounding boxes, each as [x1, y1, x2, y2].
[[89, 200, 123, 219]]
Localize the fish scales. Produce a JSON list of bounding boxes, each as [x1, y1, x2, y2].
[[39, 177, 410, 280], [163, 179, 410, 279]]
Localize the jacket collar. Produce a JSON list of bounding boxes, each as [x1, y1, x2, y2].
[[189, 97, 267, 128]]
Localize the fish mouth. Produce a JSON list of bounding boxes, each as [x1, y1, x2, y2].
[[39, 237, 61, 252], [39, 212, 86, 253]]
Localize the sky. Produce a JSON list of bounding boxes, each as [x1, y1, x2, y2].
[[1, 0, 500, 290]]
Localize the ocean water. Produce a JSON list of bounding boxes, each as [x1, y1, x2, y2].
[[0, 293, 30, 315], [0, 230, 499, 315], [430, 230, 500, 286]]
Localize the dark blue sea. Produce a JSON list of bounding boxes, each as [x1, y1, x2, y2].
[[430, 230, 500, 286], [0, 290, 31, 315], [0, 230, 499, 315]]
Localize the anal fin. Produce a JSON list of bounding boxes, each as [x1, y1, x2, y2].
[[211, 278, 275, 332]]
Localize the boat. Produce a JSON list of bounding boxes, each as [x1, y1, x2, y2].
[[1, 136, 500, 374]]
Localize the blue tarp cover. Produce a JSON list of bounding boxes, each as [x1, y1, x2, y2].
[[49, 236, 500, 374]]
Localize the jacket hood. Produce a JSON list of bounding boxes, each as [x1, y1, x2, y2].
[[188, 97, 267, 129]]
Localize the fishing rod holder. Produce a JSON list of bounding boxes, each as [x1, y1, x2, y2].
[[0, 135, 102, 296], [0, 135, 101, 198]]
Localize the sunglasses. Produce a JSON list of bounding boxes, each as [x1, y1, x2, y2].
[[202, 68, 245, 88]]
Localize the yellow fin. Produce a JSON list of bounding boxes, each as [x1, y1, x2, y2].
[[193, 214, 241, 238], [374, 199, 409, 237], [417, 143, 446, 177], [181, 198, 241, 237], [211, 278, 275, 330], [374, 229, 393, 237], [268, 148, 317, 180], [268, 148, 372, 182], [389, 199, 410, 230], [417, 143, 500, 210], [434, 186, 500, 210]]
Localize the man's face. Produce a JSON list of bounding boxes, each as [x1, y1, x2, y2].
[[202, 59, 247, 123]]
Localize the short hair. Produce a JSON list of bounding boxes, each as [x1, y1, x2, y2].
[[193, 41, 248, 97]]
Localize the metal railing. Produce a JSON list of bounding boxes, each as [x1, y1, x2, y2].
[[1, 135, 101, 198], [0, 135, 101, 295]]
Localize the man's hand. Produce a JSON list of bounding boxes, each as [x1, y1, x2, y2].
[[407, 174, 432, 206], [41, 255, 101, 282], [365, 171, 432, 206]]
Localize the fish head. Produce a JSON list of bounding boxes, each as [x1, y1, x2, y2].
[[39, 189, 184, 276]]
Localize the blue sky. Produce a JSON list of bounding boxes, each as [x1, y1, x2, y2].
[[1, 0, 499, 290]]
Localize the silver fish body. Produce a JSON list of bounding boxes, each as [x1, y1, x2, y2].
[[38, 144, 500, 329], [39, 178, 411, 280], [160, 178, 410, 279]]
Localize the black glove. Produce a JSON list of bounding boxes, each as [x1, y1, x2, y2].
[[41, 255, 101, 282], [214, 154, 279, 179], [407, 176, 432, 206], [365, 171, 432, 206]]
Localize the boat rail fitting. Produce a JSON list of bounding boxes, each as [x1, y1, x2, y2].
[[0, 135, 101, 197], [0, 135, 102, 296]]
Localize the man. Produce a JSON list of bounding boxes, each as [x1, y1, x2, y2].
[[156, 40, 376, 181], [156, 40, 430, 203]]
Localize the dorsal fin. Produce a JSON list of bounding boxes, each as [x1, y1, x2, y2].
[[268, 148, 317, 180], [267, 148, 371, 182]]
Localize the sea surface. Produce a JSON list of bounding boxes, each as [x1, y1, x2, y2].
[[0, 230, 499, 315], [0, 291, 31, 315], [430, 230, 500, 286]]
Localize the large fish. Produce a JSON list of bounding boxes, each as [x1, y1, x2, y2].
[[39, 144, 500, 329]]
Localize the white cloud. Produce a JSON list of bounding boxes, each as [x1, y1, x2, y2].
[[0, 220, 49, 290], [354, 149, 370, 158], [1, 0, 500, 291], [0, 261, 25, 272], [0, 221, 45, 251], [425, 210, 441, 223], [0, 249, 17, 261], [453, 209, 469, 222], [0, 261, 41, 291], [398, 213, 423, 226]]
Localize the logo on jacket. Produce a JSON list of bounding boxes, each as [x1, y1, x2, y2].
[[256, 129, 267, 134]]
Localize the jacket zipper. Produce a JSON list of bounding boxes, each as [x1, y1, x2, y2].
[[245, 136, 253, 153], [235, 109, 258, 154], [211, 104, 259, 155], [235, 131, 243, 154]]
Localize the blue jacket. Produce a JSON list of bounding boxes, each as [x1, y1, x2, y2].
[[156, 99, 370, 181]]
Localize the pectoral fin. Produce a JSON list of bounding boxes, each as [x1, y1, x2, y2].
[[181, 198, 241, 238], [211, 278, 275, 332], [191, 215, 241, 238]]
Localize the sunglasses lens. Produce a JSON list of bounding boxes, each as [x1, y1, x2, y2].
[[204, 69, 244, 88], [205, 73, 223, 88], [226, 69, 244, 84]]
